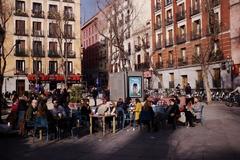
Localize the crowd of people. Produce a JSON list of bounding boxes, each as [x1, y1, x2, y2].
[[2, 85, 205, 141]]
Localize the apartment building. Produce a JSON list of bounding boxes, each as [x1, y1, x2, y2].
[[230, 0, 240, 87], [3, 0, 81, 95], [151, 0, 232, 90], [81, 11, 108, 87], [107, 0, 152, 78]]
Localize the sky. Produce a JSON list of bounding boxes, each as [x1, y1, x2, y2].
[[81, 0, 98, 24]]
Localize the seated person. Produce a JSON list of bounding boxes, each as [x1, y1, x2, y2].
[[95, 98, 110, 115], [81, 99, 92, 121], [51, 100, 67, 118], [184, 97, 195, 127]]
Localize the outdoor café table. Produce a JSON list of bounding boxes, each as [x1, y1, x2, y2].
[[89, 114, 116, 136]]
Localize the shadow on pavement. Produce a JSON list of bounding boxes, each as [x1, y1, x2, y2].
[[1, 104, 240, 160]]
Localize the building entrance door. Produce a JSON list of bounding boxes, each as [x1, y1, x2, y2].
[[181, 75, 188, 88], [16, 80, 25, 96]]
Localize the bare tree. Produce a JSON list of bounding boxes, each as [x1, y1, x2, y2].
[[192, 0, 224, 103], [96, 0, 143, 72], [0, 0, 15, 122], [48, 9, 74, 88]]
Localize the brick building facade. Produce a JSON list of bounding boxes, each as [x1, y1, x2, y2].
[[81, 13, 108, 88], [151, 0, 232, 89]]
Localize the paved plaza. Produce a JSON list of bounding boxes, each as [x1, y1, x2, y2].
[[1, 103, 240, 160]]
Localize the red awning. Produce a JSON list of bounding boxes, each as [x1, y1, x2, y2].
[[27, 73, 81, 83]]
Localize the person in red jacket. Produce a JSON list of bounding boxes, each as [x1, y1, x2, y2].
[[7, 94, 19, 129]]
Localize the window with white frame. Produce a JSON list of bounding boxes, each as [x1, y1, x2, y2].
[[33, 60, 42, 73]]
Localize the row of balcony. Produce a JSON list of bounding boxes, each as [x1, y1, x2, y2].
[[154, 51, 224, 69], [14, 50, 76, 58], [156, 0, 220, 13], [15, 70, 75, 76], [14, 10, 75, 21], [135, 62, 150, 71], [14, 30, 76, 39], [50, 0, 75, 2], [134, 43, 150, 52], [155, 31, 221, 50], [130, 55, 223, 73]]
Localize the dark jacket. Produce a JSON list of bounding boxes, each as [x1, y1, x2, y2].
[[167, 103, 180, 123], [185, 85, 192, 95], [18, 99, 28, 111]]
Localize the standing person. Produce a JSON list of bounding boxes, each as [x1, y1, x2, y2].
[[116, 98, 125, 129], [167, 99, 180, 130], [185, 83, 192, 96], [17, 91, 29, 130], [176, 84, 181, 95], [140, 98, 154, 131], [92, 87, 98, 106], [133, 98, 142, 130], [7, 94, 19, 129]]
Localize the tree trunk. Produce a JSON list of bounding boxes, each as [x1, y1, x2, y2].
[[202, 65, 212, 103], [0, 76, 4, 122]]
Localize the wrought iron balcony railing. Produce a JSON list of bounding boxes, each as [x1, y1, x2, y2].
[[64, 51, 76, 58], [165, 0, 172, 6], [191, 30, 201, 40], [155, 3, 161, 12], [208, 50, 224, 62], [155, 62, 163, 69], [63, 0, 74, 3], [155, 23, 162, 30], [155, 42, 162, 50], [176, 11, 185, 21], [64, 32, 75, 39], [165, 39, 174, 47], [135, 62, 150, 71], [32, 50, 45, 57], [64, 12, 75, 21], [165, 18, 173, 26], [176, 35, 186, 44], [15, 30, 29, 36], [14, 9, 28, 17], [15, 50, 29, 57], [48, 50, 60, 58], [167, 60, 174, 68], [32, 30, 44, 37], [190, 5, 200, 16], [178, 57, 188, 66], [32, 10, 44, 18]]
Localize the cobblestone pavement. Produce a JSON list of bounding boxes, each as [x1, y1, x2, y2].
[[1, 103, 240, 160]]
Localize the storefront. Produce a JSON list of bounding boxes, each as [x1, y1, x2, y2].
[[27, 73, 81, 91]]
